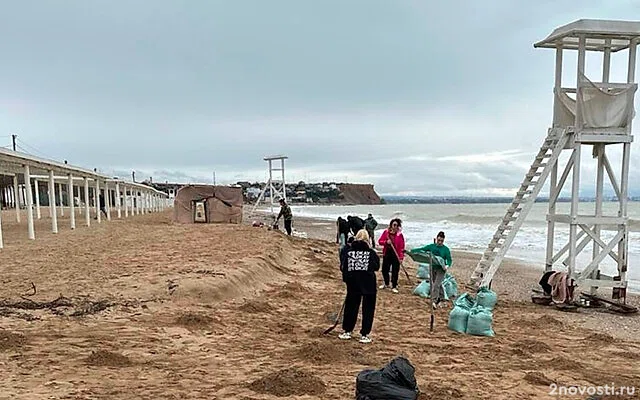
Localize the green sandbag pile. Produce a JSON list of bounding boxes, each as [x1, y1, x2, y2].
[[447, 288, 497, 337], [412, 273, 458, 300], [466, 305, 495, 337], [416, 264, 430, 280], [448, 293, 474, 333], [475, 286, 497, 310], [412, 280, 431, 298], [441, 274, 458, 300]]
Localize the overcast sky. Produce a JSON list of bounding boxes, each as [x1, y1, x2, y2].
[[1, 1, 639, 196]]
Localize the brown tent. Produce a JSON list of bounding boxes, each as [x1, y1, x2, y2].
[[173, 185, 243, 224]]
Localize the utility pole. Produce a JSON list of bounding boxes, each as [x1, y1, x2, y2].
[[11, 134, 17, 151], [213, 171, 216, 186]]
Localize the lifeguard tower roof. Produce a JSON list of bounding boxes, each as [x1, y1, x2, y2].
[[534, 19, 640, 52]]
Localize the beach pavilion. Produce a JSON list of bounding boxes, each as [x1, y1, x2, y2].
[[0, 147, 170, 248]]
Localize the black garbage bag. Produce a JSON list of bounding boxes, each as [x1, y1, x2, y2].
[[355, 356, 419, 400]]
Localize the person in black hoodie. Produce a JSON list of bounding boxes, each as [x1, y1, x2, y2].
[[347, 215, 365, 236], [336, 216, 351, 251], [338, 229, 380, 344]]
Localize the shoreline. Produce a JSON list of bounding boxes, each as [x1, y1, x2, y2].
[[252, 212, 640, 341], [250, 206, 640, 295]]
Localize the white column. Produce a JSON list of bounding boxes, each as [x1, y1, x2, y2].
[[58, 183, 64, 217], [48, 170, 58, 234], [592, 145, 605, 293], [34, 179, 41, 219], [136, 191, 141, 215], [124, 187, 129, 217], [105, 182, 111, 221], [68, 174, 76, 230], [115, 182, 122, 218], [568, 35, 586, 279], [13, 175, 20, 223], [95, 179, 101, 223], [84, 178, 91, 227], [24, 165, 35, 240]]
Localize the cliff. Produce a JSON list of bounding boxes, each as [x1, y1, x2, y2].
[[337, 184, 381, 205]]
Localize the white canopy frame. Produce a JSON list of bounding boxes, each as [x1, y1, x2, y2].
[[0, 148, 169, 248]]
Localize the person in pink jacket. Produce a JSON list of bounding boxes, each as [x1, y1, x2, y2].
[[377, 218, 405, 293]]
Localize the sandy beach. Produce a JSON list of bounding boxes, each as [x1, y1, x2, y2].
[[1, 208, 639, 399]]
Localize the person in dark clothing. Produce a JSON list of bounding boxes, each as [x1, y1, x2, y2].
[[94, 194, 108, 219], [336, 216, 351, 251], [364, 213, 378, 248], [338, 229, 380, 344], [377, 218, 405, 293], [539, 270, 556, 296], [347, 215, 365, 235], [275, 198, 293, 235]]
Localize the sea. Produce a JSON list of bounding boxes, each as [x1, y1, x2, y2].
[[286, 201, 640, 293]]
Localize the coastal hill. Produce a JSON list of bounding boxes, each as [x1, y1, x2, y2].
[[238, 181, 382, 205], [337, 183, 381, 205]]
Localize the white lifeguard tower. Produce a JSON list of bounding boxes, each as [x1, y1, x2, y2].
[[250, 155, 288, 217], [470, 19, 639, 303]]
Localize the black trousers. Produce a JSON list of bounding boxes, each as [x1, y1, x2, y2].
[[342, 291, 376, 336], [381, 251, 400, 288], [366, 229, 376, 248], [284, 219, 292, 235]]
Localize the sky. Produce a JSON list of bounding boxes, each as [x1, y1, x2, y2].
[[1, 0, 639, 197]]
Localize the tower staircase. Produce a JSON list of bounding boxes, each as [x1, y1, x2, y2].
[[470, 127, 571, 288]]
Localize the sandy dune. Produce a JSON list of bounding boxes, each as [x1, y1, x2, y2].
[[1, 210, 639, 399]]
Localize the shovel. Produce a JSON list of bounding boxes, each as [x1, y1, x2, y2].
[[323, 298, 346, 335], [428, 251, 435, 332]]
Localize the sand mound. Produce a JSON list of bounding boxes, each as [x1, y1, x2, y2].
[[513, 339, 551, 353], [0, 329, 26, 351], [282, 282, 306, 293], [276, 282, 308, 299], [536, 315, 563, 326], [175, 313, 214, 329], [312, 268, 335, 280], [238, 300, 274, 314], [86, 350, 132, 367], [585, 332, 616, 344], [418, 383, 463, 399], [613, 351, 640, 360], [515, 314, 563, 329], [545, 356, 581, 370], [247, 367, 326, 397], [275, 322, 296, 334], [436, 356, 457, 365], [523, 371, 554, 386], [293, 341, 342, 363]]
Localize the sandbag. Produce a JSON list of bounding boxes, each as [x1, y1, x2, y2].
[[416, 264, 430, 280], [442, 274, 458, 300], [466, 305, 495, 337], [448, 304, 470, 334], [412, 281, 431, 298], [355, 356, 419, 400], [476, 287, 498, 310], [453, 293, 475, 310]]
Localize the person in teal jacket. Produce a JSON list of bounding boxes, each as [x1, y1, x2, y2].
[[406, 231, 451, 308]]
